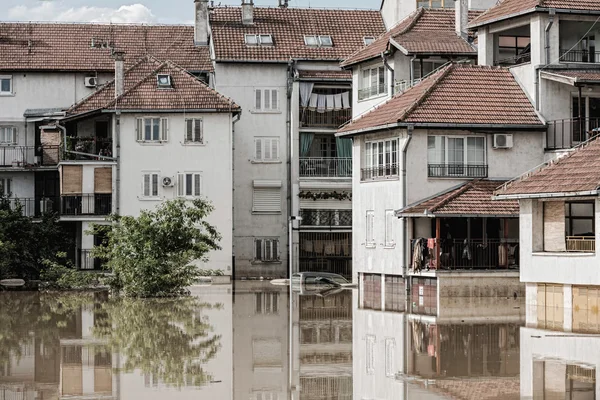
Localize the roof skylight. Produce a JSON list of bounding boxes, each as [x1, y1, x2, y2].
[[304, 35, 333, 48], [245, 34, 274, 46]]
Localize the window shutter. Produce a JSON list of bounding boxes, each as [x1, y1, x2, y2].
[[263, 90, 271, 111], [11, 127, 16, 144], [194, 119, 202, 143], [255, 239, 263, 261], [62, 165, 83, 194], [194, 174, 201, 196], [136, 118, 143, 141], [161, 118, 169, 142], [94, 167, 112, 194], [265, 240, 273, 261], [151, 174, 159, 197], [177, 173, 184, 197], [385, 211, 394, 245], [143, 174, 150, 197], [271, 89, 278, 110], [185, 119, 193, 142], [255, 138, 263, 160], [255, 89, 262, 110], [264, 139, 271, 160], [6, 178, 10, 196], [272, 239, 279, 261], [271, 139, 279, 160], [253, 187, 281, 212]]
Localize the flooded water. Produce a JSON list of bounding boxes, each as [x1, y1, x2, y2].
[[0, 283, 596, 399]]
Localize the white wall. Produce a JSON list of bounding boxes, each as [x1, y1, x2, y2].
[[0, 171, 34, 199], [380, 0, 417, 29]]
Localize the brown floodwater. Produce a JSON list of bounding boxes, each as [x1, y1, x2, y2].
[[0, 282, 596, 399]]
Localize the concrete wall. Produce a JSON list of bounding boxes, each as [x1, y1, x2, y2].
[[0, 171, 34, 199], [118, 112, 234, 273], [380, 0, 417, 29], [214, 63, 288, 278]]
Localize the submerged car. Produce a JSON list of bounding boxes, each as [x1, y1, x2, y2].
[[290, 272, 354, 293]]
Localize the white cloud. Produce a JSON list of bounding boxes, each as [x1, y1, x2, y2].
[[7, 2, 157, 23]]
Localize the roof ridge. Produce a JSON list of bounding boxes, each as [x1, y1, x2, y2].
[[397, 7, 426, 36], [398, 63, 454, 122], [429, 180, 476, 213]]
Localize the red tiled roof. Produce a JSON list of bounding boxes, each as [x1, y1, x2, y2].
[[68, 56, 238, 115], [495, 136, 600, 198], [337, 63, 543, 135], [0, 23, 213, 72], [542, 69, 600, 85], [297, 69, 352, 81], [469, 0, 600, 28], [210, 7, 385, 62], [341, 8, 481, 68], [399, 180, 519, 217]]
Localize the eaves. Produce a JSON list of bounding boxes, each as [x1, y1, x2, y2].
[[337, 122, 547, 137]]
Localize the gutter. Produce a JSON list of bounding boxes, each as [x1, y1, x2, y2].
[[337, 122, 547, 137], [102, 108, 241, 114], [494, 190, 600, 200], [469, 7, 600, 29], [401, 125, 412, 278], [231, 112, 241, 278], [545, 10, 555, 65]]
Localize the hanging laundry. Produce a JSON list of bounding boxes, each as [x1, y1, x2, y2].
[[326, 94, 335, 111], [308, 93, 318, 111], [333, 93, 342, 111], [341, 91, 350, 109], [317, 94, 326, 113]]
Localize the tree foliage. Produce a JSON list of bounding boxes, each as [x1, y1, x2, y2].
[[90, 199, 221, 297]]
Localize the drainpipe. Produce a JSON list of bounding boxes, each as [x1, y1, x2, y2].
[[535, 67, 540, 111], [232, 112, 241, 277], [545, 10, 555, 66], [402, 125, 413, 280], [410, 56, 416, 84], [115, 112, 121, 214], [381, 52, 394, 95], [287, 59, 294, 278]]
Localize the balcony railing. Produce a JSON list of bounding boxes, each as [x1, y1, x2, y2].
[[300, 157, 352, 178], [64, 137, 113, 161], [78, 249, 105, 270], [494, 52, 531, 66], [360, 164, 399, 181], [358, 84, 387, 101], [427, 164, 488, 178], [2, 196, 60, 217], [61, 194, 112, 216], [566, 236, 596, 253], [300, 109, 352, 128], [300, 209, 352, 227], [560, 49, 600, 63], [546, 117, 600, 150], [0, 146, 35, 167]]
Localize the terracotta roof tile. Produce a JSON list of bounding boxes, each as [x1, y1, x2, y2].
[[210, 7, 385, 62], [496, 136, 600, 197], [0, 23, 213, 72], [297, 69, 352, 80], [341, 9, 481, 67], [543, 69, 600, 84], [68, 56, 238, 115], [399, 180, 519, 216], [338, 63, 542, 134], [469, 0, 600, 28]]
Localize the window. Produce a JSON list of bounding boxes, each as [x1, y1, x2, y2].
[[363, 139, 398, 180], [255, 292, 279, 314], [385, 210, 395, 247], [0, 76, 12, 95], [255, 238, 280, 262], [254, 137, 280, 161], [136, 118, 169, 142], [0, 127, 16, 145], [245, 34, 274, 46], [253, 188, 281, 212], [0, 178, 12, 196], [416, 0, 454, 8], [366, 334, 375, 374], [385, 338, 396, 377], [366, 210, 375, 248], [566, 202, 595, 237], [359, 65, 387, 100], [254, 89, 279, 112], [304, 35, 333, 47], [142, 173, 159, 198], [413, 60, 447, 80], [427, 135, 487, 178], [156, 74, 172, 88], [185, 118, 203, 144], [363, 36, 375, 45], [177, 172, 202, 198], [498, 36, 531, 64]]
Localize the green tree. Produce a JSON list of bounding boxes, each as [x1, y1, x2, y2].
[[90, 199, 221, 297]]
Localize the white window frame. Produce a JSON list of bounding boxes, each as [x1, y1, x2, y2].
[[245, 34, 274, 46], [0, 178, 12, 197], [366, 210, 375, 248], [427, 135, 487, 177], [254, 137, 280, 162], [0, 126, 17, 145], [385, 210, 395, 248], [255, 292, 279, 315], [0, 75, 13, 96], [364, 139, 399, 180], [253, 88, 280, 113], [184, 118, 204, 144], [359, 64, 387, 100], [141, 172, 160, 199], [363, 36, 376, 45], [304, 35, 333, 47], [156, 74, 172, 89], [136, 117, 169, 143], [177, 172, 202, 198], [254, 238, 280, 263]]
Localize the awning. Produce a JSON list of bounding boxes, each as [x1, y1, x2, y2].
[[23, 108, 66, 121], [541, 70, 600, 86], [396, 179, 519, 218], [297, 70, 352, 82]]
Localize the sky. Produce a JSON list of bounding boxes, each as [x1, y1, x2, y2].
[[2, 0, 378, 24]]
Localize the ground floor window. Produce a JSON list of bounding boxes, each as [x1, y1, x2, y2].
[[385, 275, 405, 312], [362, 274, 381, 310]]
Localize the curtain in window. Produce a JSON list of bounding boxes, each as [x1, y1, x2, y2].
[[300, 133, 314, 158], [299, 82, 314, 108], [336, 137, 352, 176]]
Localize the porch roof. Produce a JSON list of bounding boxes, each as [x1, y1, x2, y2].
[[541, 70, 600, 86], [297, 70, 352, 82], [397, 179, 519, 218]]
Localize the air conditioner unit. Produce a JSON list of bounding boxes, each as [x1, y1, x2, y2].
[[84, 76, 97, 88], [162, 177, 174, 187], [493, 133, 513, 149]]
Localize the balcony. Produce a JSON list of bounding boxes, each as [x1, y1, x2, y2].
[[300, 157, 352, 178], [63, 137, 113, 161], [411, 239, 518, 270], [360, 164, 399, 181], [61, 194, 112, 216], [560, 49, 600, 63], [427, 164, 488, 178], [566, 236, 595, 253], [494, 52, 531, 67], [0, 146, 59, 167], [546, 117, 600, 150], [300, 209, 352, 227], [300, 109, 351, 129], [2, 197, 60, 217], [358, 84, 387, 101]]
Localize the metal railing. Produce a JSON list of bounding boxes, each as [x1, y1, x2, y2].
[[2, 197, 60, 217], [395, 78, 422, 94], [546, 117, 600, 150], [358, 84, 387, 101], [0, 146, 35, 167], [360, 163, 399, 180], [560, 49, 600, 63], [299, 157, 352, 178], [494, 52, 531, 66], [61, 194, 112, 216], [299, 232, 352, 278], [300, 209, 352, 227], [300, 109, 352, 128], [78, 249, 104, 270], [64, 137, 113, 161], [566, 236, 596, 253], [427, 163, 488, 178]]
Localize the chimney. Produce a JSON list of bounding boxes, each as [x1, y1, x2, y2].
[[278, 0, 289, 7], [242, 0, 254, 25], [455, 0, 469, 39], [114, 51, 125, 98], [194, 0, 210, 45]]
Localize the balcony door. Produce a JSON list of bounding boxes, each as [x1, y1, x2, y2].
[[572, 97, 600, 141]]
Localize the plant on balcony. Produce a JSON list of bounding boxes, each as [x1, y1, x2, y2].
[[89, 198, 221, 298], [299, 190, 352, 201]]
